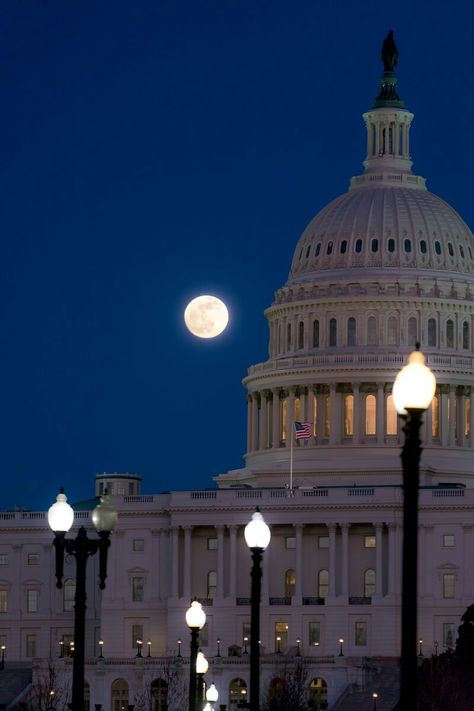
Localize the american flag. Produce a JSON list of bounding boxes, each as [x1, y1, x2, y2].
[[294, 421, 312, 439]]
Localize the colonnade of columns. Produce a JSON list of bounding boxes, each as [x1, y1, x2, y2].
[[246, 383, 474, 453]]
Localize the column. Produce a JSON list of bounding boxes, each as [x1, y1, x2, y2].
[[328, 524, 337, 599], [329, 384, 338, 445], [247, 396, 252, 453], [295, 524, 304, 599], [374, 523, 384, 597], [462, 524, 473, 602], [216, 525, 225, 599], [470, 388, 474, 449], [228, 525, 237, 599], [441, 386, 449, 447], [424, 398, 433, 446], [307, 386, 316, 441], [287, 388, 295, 447], [387, 523, 397, 596], [251, 394, 259, 451], [340, 523, 350, 597], [353, 384, 361, 444], [448, 385, 456, 446], [151, 529, 161, 600], [272, 389, 280, 449], [316, 388, 325, 444], [259, 391, 268, 450], [376, 383, 384, 444], [460, 387, 467, 447], [170, 527, 179, 599], [183, 526, 193, 601]]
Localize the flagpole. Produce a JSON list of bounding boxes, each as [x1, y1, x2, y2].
[[290, 426, 294, 493]]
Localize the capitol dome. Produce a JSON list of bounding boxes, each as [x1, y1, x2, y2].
[[217, 43, 474, 491]]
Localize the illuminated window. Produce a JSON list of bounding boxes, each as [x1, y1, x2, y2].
[[355, 621, 367, 646], [285, 570, 296, 597], [364, 569, 376, 597], [324, 395, 330, 437], [207, 537, 217, 550], [281, 398, 287, 442], [428, 318, 437, 347], [318, 569, 329, 598], [26, 590, 38, 613], [347, 317, 356, 346], [367, 316, 377, 345], [132, 577, 144, 602], [443, 573, 455, 599], [365, 395, 376, 435], [111, 679, 129, 711], [133, 539, 144, 552], [64, 579, 75, 612], [432, 395, 439, 438], [207, 570, 217, 599], [329, 318, 337, 347], [298, 322, 304, 349], [446, 320, 454, 348], [364, 535, 376, 548], [443, 534, 455, 547], [344, 395, 354, 436], [285, 537, 296, 549], [294, 397, 302, 422], [386, 395, 397, 435], [463, 322, 469, 349], [274, 622, 289, 652], [313, 320, 320, 348], [408, 317, 417, 345], [309, 621, 320, 646], [229, 679, 247, 710], [309, 678, 328, 711], [26, 634, 37, 657]]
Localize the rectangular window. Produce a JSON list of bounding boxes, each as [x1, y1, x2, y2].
[[443, 622, 455, 648], [355, 621, 367, 646], [364, 535, 376, 548], [443, 573, 455, 599], [26, 634, 37, 657], [62, 634, 74, 657], [207, 538, 218, 550], [0, 554, 7, 566], [133, 539, 144, 552], [285, 537, 296, 549], [27, 590, 38, 613], [0, 591, 7, 613], [27, 553, 39, 565], [200, 622, 209, 647], [308, 621, 320, 647], [242, 621, 251, 645], [443, 534, 455, 547], [132, 577, 144, 602], [132, 624, 143, 649], [318, 536, 329, 549], [274, 622, 289, 653]]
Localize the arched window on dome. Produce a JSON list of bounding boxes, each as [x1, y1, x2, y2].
[[315, 243, 322, 257], [404, 239, 412, 253], [371, 238, 378, 253], [446, 320, 454, 348], [326, 242, 333, 256], [355, 239, 363, 253], [420, 240, 427, 254], [364, 569, 376, 598], [313, 320, 320, 348], [460, 245, 465, 259], [365, 395, 376, 436], [387, 238, 395, 253], [387, 316, 398, 345], [408, 317, 418, 346], [367, 316, 377, 345], [428, 318, 437, 347], [386, 395, 397, 435], [287, 323, 292, 351], [298, 321, 305, 350], [435, 241, 442, 255], [306, 244, 311, 258], [448, 242, 454, 257], [431, 394, 439, 438], [463, 321, 470, 350], [207, 571, 217, 599], [329, 318, 337, 347], [347, 317, 356, 346], [340, 240, 347, 254], [318, 569, 329, 598], [344, 395, 354, 436], [280, 398, 287, 443], [285, 569, 296, 598]]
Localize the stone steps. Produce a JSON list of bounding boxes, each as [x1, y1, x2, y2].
[[333, 665, 400, 711]]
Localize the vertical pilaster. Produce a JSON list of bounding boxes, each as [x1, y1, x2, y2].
[[374, 522, 384, 597], [247, 396, 252, 454], [228, 525, 237, 599], [340, 523, 350, 597], [448, 385, 456, 446], [183, 526, 193, 601], [328, 524, 337, 599], [387, 522, 398, 597], [171, 527, 179, 599], [259, 391, 268, 450], [272, 389, 280, 449], [216, 525, 225, 599], [441, 386, 449, 447], [376, 383, 384, 444], [251, 393, 259, 451], [295, 524, 304, 599]]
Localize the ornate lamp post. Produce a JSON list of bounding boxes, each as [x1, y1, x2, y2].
[[393, 346, 436, 711], [48, 489, 117, 711], [338, 638, 344, 657], [206, 682, 219, 711], [196, 650, 209, 710], [185, 599, 206, 711], [98, 639, 104, 659], [0, 644, 5, 670], [372, 692, 378, 711], [244, 508, 271, 711], [147, 639, 152, 657]]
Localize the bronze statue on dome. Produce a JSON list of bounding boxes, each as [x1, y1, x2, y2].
[[381, 30, 398, 72]]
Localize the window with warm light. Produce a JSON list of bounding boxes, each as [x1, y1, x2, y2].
[[285, 569, 296, 597], [386, 394, 397, 435], [309, 621, 320, 646], [274, 622, 289, 653], [465, 399, 470, 437], [281, 398, 287, 442], [294, 397, 302, 422], [364, 535, 376, 548], [313, 396, 317, 437], [318, 569, 329, 598], [432, 395, 440, 438], [324, 395, 330, 437], [365, 395, 376, 435], [344, 395, 354, 436], [364, 569, 376, 597]]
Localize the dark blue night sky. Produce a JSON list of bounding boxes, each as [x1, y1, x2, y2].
[[1, 1, 473, 510]]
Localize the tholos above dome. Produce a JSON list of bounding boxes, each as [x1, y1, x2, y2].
[[289, 185, 474, 283]]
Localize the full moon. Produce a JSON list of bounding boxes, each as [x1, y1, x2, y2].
[[184, 295, 229, 338]]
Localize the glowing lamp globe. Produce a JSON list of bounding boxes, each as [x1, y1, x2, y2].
[[393, 348, 436, 415], [244, 509, 271, 550], [92, 494, 118, 533], [206, 683, 219, 703], [48, 490, 74, 533], [203, 705, 212, 711], [185, 600, 206, 630], [196, 651, 209, 674]]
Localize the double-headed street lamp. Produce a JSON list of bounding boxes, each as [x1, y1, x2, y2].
[[244, 508, 271, 711], [48, 489, 117, 711], [185, 599, 206, 711], [393, 346, 436, 711]]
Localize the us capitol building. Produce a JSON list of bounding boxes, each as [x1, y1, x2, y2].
[[1, 39, 474, 711]]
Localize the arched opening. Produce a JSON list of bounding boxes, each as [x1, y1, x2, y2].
[[365, 395, 376, 435], [285, 569, 296, 597], [364, 568, 376, 598], [446, 319, 454, 348], [151, 678, 168, 711], [344, 395, 354, 436], [207, 570, 217, 599], [329, 318, 337, 347], [367, 316, 377, 345], [463, 321, 470, 349], [298, 321, 305, 349], [387, 315, 398, 345], [313, 319, 320, 348], [229, 678, 247, 711], [287, 323, 292, 351], [408, 317, 417, 346], [308, 677, 328, 710], [386, 395, 397, 435], [428, 318, 437, 347], [111, 678, 129, 711], [347, 317, 356, 346]]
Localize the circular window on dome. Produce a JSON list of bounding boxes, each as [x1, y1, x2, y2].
[[327, 242, 333, 256], [387, 238, 395, 253], [404, 239, 412, 253], [420, 240, 427, 254], [340, 240, 347, 254], [448, 242, 454, 257], [355, 239, 362, 253], [315, 243, 321, 257], [371, 239, 379, 253], [435, 241, 442, 255]]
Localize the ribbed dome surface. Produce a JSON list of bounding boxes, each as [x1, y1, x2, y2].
[[289, 184, 474, 283]]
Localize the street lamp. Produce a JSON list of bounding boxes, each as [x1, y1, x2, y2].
[[296, 638, 301, 657], [338, 638, 344, 657], [216, 638, 221, 657], [243, 636, 249, 655], [136, 638, 143, 658], [196, 650, 209, 710], [177, 638, 182, 657], [276, 636, 281, 654], [434, 640, 439, 656], [393, 346, 436, 711], [147, 639, 152, 657], [244, 508, 271, 711], [206, 682, 219, 711], [0, 644, 5, 670], [372, 692, 378, 711], [98, 639, 104, 659], [48, 489, 117, 711], [185, 599, 206, 711], [418, 638, 423, 657]]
